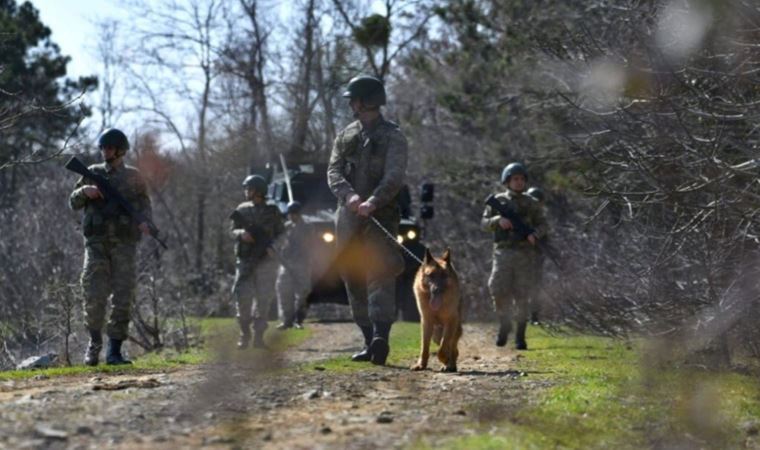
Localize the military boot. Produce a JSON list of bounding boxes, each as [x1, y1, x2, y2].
[[105, 339, 132, 365], [252, 319, 268, 349], [515, 321, 528, 350], [369, 322, 392, 366], [496, 319, 511, 347], [350, 326, 374, 362], [83, 330, 102, 367]]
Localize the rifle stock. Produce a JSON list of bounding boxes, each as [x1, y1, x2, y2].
[[65, 156, 168, 249]]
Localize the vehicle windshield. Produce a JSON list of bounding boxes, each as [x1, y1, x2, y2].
[[274, 174, 336, 212]]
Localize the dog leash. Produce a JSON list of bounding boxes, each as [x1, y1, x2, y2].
[[369, 216, 425, 265]]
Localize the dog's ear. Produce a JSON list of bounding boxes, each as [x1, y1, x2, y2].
[[442, 248, 451, 265], [423, 248, 434, 265]]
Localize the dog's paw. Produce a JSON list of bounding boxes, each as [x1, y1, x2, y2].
[[410, 363, 426, 371], [440, 365, 457, 373]]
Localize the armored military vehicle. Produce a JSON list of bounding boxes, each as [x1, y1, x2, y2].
[[266, 160, 431, 321]]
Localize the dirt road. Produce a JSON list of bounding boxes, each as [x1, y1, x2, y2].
[[0, 323, 549, 449]]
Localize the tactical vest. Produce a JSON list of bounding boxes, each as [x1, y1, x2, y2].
[[81, 164, 142, 242], [339, 119, 401, 221], [232, 202, 282, 261], [492, 193, 536, 248]]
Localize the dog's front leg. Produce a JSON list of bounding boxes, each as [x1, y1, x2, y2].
[[439, 323, 459, 372], [411, 320, 433, 371]]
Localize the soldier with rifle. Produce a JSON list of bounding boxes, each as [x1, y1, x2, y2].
[[275, 201, 314, 330], [68, 128, 155, 366], [482, 162, 549, 350], [229, 174, 284, 349]]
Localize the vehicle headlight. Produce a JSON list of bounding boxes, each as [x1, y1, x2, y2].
[[396, 235, 404, 244], [406, 230, 417, 240], [322, 232, 335, 243]]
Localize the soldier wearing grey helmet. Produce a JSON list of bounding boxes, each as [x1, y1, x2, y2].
[[482, 162, 548, 350], [327, 75, 407, 366], [69, 128, 152, 366], [275, 201, 315, 329], [230, 174, 284, 349]]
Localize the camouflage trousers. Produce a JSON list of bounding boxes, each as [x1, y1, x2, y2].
[[488, 246, 538, 324], [232, 256, 278, 329], [276, 265, 311, 323], [336, 207, 404, 327], [80, 240, 137, 340]]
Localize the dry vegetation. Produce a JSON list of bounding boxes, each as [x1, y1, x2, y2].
[[1, 0, 759, 372]]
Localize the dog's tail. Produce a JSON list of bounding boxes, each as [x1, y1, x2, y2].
[[432, 325, 443, 346]]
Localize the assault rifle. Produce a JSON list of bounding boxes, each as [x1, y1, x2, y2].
[[485, 194, 561, 269], [65, 156, 168, 249], [230, 210, 276, 261], [229, 211, 301, 274]]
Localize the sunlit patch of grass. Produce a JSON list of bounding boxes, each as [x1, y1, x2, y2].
[[0, 318, 310, 381], [302, 321, 421, 373], [412, 326, 760, 450]]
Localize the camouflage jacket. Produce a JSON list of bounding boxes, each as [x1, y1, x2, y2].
[[69, 162, 152, 243], [481, 189, 548, 248], [276, 219, 315, 270], [229, 201, 285, 261], [327, 115, 408, 219]]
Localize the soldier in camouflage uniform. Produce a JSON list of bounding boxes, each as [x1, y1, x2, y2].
[[230, 174, 285, 349], [327, 75, 407, 366], [275, 201, 314, 330], [69, 128, 152, 366], [526, 186, 547, 325], [482, 163, 548, 350]]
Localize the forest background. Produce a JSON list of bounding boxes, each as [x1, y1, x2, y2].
[[1, 0, 759, 370]]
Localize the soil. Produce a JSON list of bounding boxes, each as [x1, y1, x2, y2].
[[0, 322, 550, 449]]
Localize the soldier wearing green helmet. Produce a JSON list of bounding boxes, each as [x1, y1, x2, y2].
[[482, 162, 548, 350], [342, 75, 387, 108], [275, 201, 315, 330], [328, 75, 408, 366], [229, 173, 284, 349], [69, 128, 152, 366]]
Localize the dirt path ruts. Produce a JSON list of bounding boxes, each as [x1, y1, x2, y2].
[[0, 323, 549, 449]]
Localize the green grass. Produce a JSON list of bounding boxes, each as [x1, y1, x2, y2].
[[302, 321, 421, 372], [0, 318, 311, 381], [5, 320, 758, 449], [414, 327, 760, 450]]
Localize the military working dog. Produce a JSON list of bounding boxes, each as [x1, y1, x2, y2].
[[411, 248, 463, 372]]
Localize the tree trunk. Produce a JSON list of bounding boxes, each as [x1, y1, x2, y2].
[[290, 0, 317, 157]]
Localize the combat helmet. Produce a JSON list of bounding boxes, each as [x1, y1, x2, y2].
[[526, 187, 545, 202], [500, 162, 528, 185], [342, 75, 386, 107], [286, 201, 302, 215], [98, 128, 130, 156], [242, 174, 268, 195]]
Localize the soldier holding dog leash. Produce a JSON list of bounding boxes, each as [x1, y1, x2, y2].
[[327, 75, 408, 366]]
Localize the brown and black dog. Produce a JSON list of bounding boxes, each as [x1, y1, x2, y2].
[[411, 248, 463, 372]]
